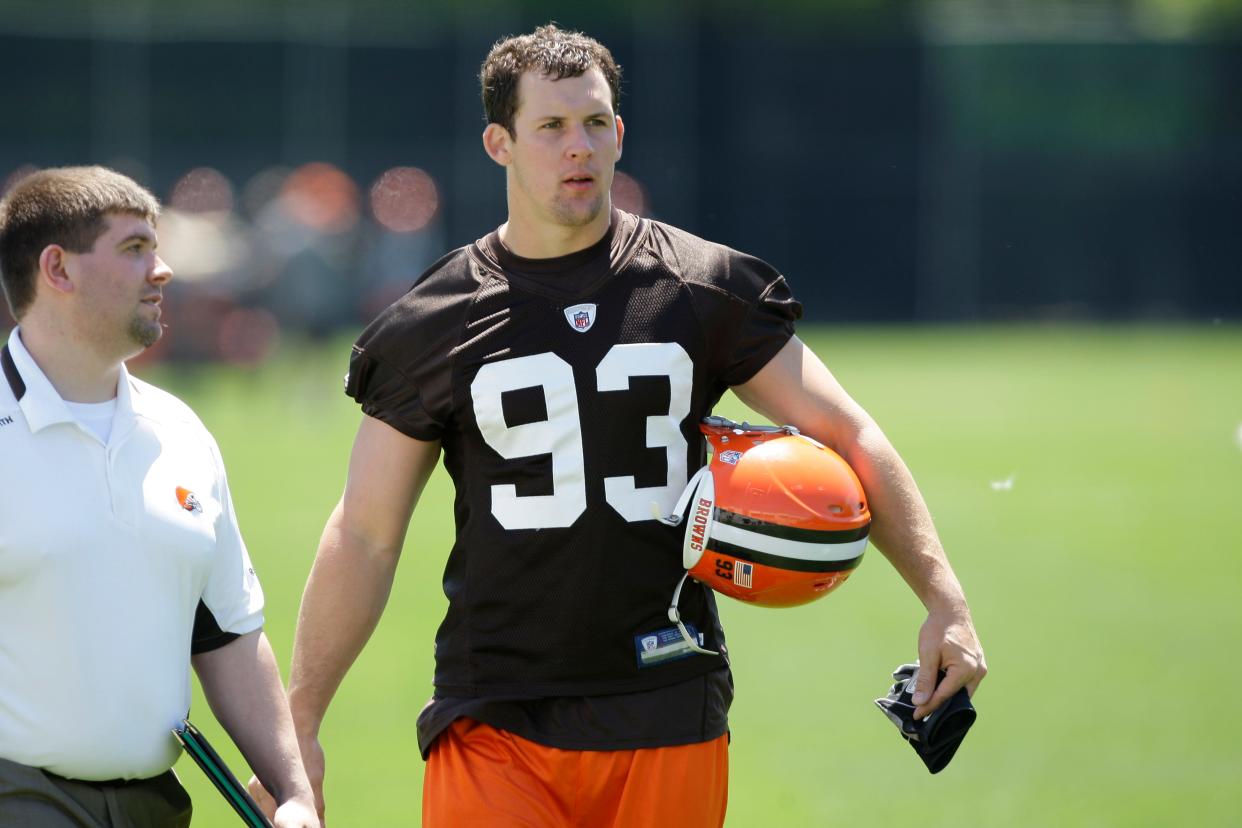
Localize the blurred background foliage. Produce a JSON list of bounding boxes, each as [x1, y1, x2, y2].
[[3, 0, 1241, 364], [3, 0, 1242, 36]]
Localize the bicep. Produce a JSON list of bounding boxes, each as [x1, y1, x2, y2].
[[191, 629, 265, 686], [336, 415, 441, 556], [732, 335, 872, 451]]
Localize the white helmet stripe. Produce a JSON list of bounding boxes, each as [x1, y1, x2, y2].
[[710, 521, 868, 562]]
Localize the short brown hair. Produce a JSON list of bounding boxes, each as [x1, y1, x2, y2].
[[480, 23, 622, 137], [0, 166, 160, 319]]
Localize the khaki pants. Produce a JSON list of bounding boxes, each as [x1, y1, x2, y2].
[[0, 756, 191, 828]]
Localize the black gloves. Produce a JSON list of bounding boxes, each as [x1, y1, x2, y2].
[[874, 662, 976, 774]]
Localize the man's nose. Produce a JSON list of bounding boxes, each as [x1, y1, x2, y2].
[[150, 255, 173, 285], [565, 123, 594, 160]]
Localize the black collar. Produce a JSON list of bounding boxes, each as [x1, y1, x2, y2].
[[1, 343, 26, 401]]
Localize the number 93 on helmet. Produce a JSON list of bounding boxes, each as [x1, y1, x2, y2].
[[658, 417, 871, 609]]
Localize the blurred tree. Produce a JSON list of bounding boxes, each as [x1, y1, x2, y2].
[[3, 0, 1237, 41]]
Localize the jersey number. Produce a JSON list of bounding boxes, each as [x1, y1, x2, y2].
[[470, 343, 692, 529]]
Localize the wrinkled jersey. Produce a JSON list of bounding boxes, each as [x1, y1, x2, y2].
[[347, 209, 801, 698]]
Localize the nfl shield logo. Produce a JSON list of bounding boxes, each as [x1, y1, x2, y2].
[[641, 635, 659, 652], [719, 450, 743, 465], [564, 303, 597, 333]]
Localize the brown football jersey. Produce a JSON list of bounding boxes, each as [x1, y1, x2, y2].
[[347, 209, 801, 700]]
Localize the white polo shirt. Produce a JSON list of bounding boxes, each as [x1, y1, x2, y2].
[[0, 328, 264, 781]]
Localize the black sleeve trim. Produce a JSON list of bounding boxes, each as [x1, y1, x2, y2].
[[191, 599, 241, 654]]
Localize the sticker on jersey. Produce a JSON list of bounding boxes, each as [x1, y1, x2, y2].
[[635, 623, 705, 668], [719, 450, 743, 465], [733, 561, 754, 588], [563, 303, 597, 334], [176, 486, 203, 514]]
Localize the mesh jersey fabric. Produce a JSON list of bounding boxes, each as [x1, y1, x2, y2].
[[346, 208, 801, 701]]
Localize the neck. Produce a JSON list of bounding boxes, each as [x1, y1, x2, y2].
[[17, 315, 124, 403], [499, 202, 613, 260]]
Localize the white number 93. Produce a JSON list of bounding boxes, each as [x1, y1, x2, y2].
[[470, 342, 693, 529]]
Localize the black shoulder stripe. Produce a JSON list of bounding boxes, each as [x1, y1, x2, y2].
[[714, 508, 870, 544], [191, 599, 241, 654], [1, 344, 25, 401]]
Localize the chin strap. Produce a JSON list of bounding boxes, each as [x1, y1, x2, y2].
[[652, 463, 719, 656], [666, 571, 719, 656], [651, 465, 711, 527]]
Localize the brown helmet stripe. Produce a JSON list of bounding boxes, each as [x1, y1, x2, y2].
[[713, 508, 869, 544]]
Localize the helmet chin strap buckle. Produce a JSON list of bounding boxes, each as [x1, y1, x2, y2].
[[652, 502, 681, 526], [652, 465, 712, 528], [667, 572, 720, 656]]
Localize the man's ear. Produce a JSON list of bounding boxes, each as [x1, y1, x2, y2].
[[483, 123, 514, 167], [38, 245, 76, 296], [615, 114, 625, 159]]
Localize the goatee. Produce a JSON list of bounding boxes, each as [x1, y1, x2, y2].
[[550, 192, 605, 228], [129, 316, 163, 349]]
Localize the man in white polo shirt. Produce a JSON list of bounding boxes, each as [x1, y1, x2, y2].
[[0, 166, 318, 827]]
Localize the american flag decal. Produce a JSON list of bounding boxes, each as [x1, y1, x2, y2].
[[734, 561, 754, 588]]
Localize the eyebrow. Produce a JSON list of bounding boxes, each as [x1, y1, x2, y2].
[[116, 233, 157, 248], [536, 111, 613, 121]]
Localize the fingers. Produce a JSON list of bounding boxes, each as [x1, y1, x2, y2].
[[913, 664, 964, 721], [911, 609, 988, 720], [248, 775, 278, 819], [272, 800, 322, 828], [965, 656, 988, 697], [309, 776, 325, 823], [911, 640, 941, 715], [301, 740, 327, 825]]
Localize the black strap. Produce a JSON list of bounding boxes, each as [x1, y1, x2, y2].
[[1, 343, 24, 401]]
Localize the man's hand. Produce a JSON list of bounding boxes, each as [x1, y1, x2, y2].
[[247, 775, 275, 818], [272, 797, 320, 828], [297, 731, 327, 824], [249, 761, 324, 828], [911, 608, 987, 721]]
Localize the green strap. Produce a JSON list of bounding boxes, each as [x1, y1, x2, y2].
[[174, 721, 273, 828]]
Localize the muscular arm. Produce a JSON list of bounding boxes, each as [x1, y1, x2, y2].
[[192, 631, 317, 827], [280, 416, 441, 820], [735, 335, 986, 718]]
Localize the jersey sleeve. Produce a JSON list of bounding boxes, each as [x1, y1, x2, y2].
[[346, 345, 444, 441], [717, 266, 802, 387], [343, 250, 476, 442], [194, 436, 265, 653], [650, 221, 803, 388]]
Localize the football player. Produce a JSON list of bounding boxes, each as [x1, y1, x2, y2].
[[265, 24, 986, 826]]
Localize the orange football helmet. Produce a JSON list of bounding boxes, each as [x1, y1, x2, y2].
[[660, 417, 870, 639]]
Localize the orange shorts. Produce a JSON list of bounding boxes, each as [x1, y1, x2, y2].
[[423, 718, 729, 827]]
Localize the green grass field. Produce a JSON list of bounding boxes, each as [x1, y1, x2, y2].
[[152, 325, 1242, 827]]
